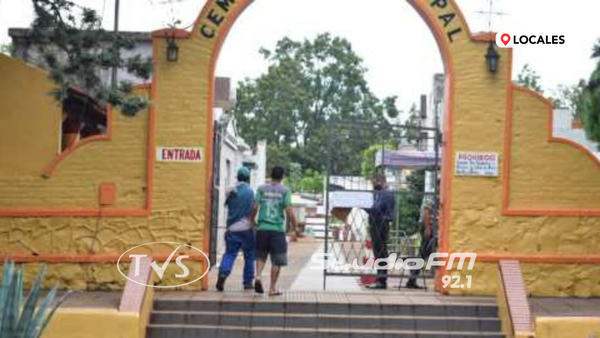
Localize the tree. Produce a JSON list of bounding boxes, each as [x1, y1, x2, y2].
[[384, 96, 400, 119], [360, 102, 424, 179], [361, 142, 396, 179], [396, 169, 425, 236], [29, 0, 152, 116], [404, 104, 422, 144], [515, 64, 543, 93], [581, 39, 600, 145], [233, 34, 395, 174], [298, 169, 324, 194], [551, 80, 587, 118], [286, 162, 303, 192]]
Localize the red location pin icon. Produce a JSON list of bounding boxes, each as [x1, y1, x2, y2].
[[501, 34, 511, 46]]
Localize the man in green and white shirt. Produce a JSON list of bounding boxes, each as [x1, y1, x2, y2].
[[251, 166, 297, 296]]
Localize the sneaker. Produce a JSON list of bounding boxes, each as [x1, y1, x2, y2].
[[216, 276, 226, 292], [243, 284, 253, 290]]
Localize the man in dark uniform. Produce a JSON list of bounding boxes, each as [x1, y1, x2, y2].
[[365, 173, 396, 290]]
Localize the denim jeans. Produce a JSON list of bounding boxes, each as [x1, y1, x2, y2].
[[218, 229, 255, 286]]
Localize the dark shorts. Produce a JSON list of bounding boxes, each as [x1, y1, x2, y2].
[[256, 230, 288, 266]]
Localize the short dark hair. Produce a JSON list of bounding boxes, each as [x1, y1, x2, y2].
[[271, 166, 285, 181], [372, 172, 387, 182]]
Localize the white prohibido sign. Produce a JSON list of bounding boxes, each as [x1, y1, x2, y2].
[[455, 152, 499, 177]]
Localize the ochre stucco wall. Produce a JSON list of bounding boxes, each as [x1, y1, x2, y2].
[[447, 86, 600, 296], [0, 51, 206, 289], [0, 56, 148, 210], [535, 317, 600, 338], [0, 54, 61, 176], [43, 309, 140, 338], [409, 0, 600, 297], [510, 89, 600, 209]]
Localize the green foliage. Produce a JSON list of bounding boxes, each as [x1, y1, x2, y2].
[[0, 43, 12, 56], [361, 143, 395, 179], [395, 170, 425, 236], [298, 169, 324, 194], [29, 0, 152, 116], [360, 103, 423, 179], [284, 165, 324, 194], [404, 104, 422, 144], [516, 64, 543, 93], [383, 96, 400, 119], [266, 143, 292, 173], [233, 33, 395, 173], [593, 38, 600, 59], [581, 39, 600, 146], [0, 261, 70, 338], [551, 80, 587, 118], [287, 162, 303, 192]]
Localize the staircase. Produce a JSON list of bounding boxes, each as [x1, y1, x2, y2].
[[147, 291, 504, 338]]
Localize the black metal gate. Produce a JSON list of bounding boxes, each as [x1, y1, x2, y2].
[[323, 120, 442, 289], [209, 124, 223, 266]]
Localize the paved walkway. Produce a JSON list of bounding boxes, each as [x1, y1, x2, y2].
[[208, 238, 323, 291], [208, 238, 434, 293], [156, 289, 497, 307], [56, 243, 600, 321], [58, 291, 121, 309], [530, 297, 600, 317]]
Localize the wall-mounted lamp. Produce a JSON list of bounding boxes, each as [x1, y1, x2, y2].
[[485, 41, 500, 73], [166, 35, 179, 62]]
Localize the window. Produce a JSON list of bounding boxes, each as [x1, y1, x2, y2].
[[60, 88, 107, 151]]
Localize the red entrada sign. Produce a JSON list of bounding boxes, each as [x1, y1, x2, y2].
[[156, 147, 203, 163]]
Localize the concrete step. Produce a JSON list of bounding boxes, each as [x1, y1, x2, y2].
[[153, 299, 499, 318], [150, 310, 502, 332], [147, 323, 505, 338]]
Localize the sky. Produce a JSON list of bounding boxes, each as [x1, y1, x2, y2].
[[1, 0, 598, 114]]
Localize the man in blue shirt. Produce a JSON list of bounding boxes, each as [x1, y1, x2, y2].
[[216, 167, 255, 291], [365, 173, 396, 289]]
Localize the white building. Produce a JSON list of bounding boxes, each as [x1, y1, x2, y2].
[[9, 28, 153, 86], [422, 73, 446, 193], [213, 119, 267, 262], [212, 78, 267, 265], [552, 108, 600, 160]]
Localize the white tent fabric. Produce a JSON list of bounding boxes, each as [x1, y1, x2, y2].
[[375, 149, 438, 169]]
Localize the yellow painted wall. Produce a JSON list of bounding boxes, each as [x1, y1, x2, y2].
[[536, 317, 600, 338], [451, 263, 600, 298], [0, 55, 148, 209], [0, 54, 61, 176], [448, 87, 600, 297], [151, 37, 209, 253], [43, 309, 140, 338], [418, 0, 600, 296], [511, 90, 600, 209], [0, 53, 206, 288]]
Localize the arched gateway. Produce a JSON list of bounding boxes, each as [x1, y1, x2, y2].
[[0, 0, 599, 297], [150, 0, 600, 295]]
